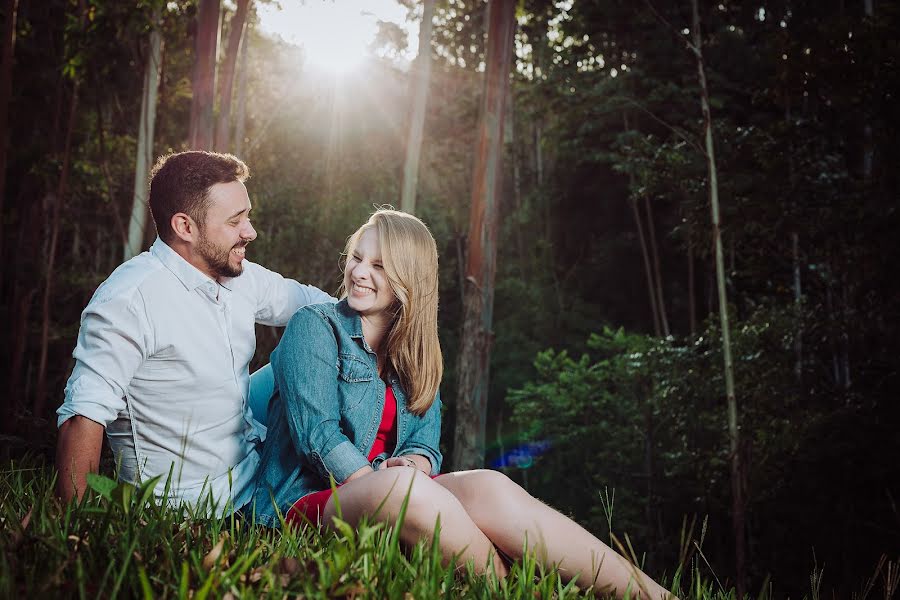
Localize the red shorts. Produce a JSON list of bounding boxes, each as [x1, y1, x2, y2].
[[285, 474, 443, 527]]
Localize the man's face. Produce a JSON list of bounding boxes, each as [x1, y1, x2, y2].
[[195, 181, 257, 280]]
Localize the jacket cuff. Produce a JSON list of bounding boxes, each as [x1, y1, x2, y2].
[[318, 440, 370, 483], [399, 448, 442, 476]]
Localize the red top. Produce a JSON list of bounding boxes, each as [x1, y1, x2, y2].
[[368, 386, 397, 461], [287, 386, 401, 525]]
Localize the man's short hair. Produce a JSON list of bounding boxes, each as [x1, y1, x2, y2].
[[148, 151, 250, 243]]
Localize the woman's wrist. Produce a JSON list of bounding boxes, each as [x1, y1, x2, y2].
[[402, 454, 432, 474]]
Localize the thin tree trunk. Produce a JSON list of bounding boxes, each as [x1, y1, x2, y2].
[[126, 22, 163, 260], [632, 197, 661, 336], [233, 11, 251, 157], [189, 0, 220, 149], [690, 0, 745, 594], [688, 222, 697, 337], [214, 0, 250, 152], [840, 272, 851, 389], [0, 0, 19, 294], [826, 282, 841, 386], [452, 0, 516, 471], [644, 195, 671, 336], [34, 83, 79, 418], [507, 77, 527, 280], [792, 232, 803, 385], [6, 286, 35, 428], [644, 398, 656, 560], [455, 233, 465, 306], [95, 85, 127, 250], [624, 113, 661, 336], [400, 0, 434, 214]]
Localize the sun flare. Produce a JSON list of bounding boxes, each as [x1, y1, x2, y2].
[[257, 0, 413, 74]]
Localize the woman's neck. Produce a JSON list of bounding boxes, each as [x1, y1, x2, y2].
[[361, 313, 391, 356]]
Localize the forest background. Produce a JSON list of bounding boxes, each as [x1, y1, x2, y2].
[[0, 0, 898, 597]]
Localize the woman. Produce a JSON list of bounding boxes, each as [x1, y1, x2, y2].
[[251, 209, 675, 600]]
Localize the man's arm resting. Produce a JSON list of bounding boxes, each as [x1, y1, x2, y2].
[[56, 416, 104, 503]]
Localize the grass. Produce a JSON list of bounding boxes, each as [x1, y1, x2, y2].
[[0, 457, 895, 599]]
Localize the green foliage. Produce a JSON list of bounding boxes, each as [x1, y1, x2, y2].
[[0, 458, 647, 599], [507, 305, 900, 594]]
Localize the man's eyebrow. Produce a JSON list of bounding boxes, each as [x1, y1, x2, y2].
[[227, 207, 249, 220]]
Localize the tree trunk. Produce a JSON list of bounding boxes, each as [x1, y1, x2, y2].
[[644, 195, 671, 336], [644, 397, 657, 560], [94, 85, 127, 250], [840, 271, 851, 389], [233, 10, 252, 158], [632, 197, 661, 336], [0, 0, 19, 294], [400, 0, 434, 214], [34, 83, 79, 419], [690, 0, 745, 594], [189, 0, 220, 150], [451, 0, 516, 471], [126, 21, 163, 260], [792, 232, 803, 385], [214, 0, 250, 152], [624, 113, 661, 336], [688, 222, 697, 338], [507, 84, 527, 280]]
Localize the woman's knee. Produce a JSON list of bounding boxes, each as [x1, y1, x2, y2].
[[338, 467, 440, 519], [452, 469, 524, 503]]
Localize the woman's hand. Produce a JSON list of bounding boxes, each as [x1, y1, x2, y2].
[[378, 455, 431, 473]]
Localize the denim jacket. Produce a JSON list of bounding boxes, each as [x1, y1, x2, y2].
[[249, 300, 443, 527]]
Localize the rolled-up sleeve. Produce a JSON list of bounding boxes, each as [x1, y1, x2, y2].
[[57, 288, 152, 429], [398, 392, 443, 475], [249, 263, 336, 327], [272, 307, 370, 483]]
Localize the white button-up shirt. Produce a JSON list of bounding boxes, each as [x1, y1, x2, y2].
[[57, 238, 334, 514]]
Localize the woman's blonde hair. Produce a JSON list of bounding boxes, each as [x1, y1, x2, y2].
[[339, 209, 442, 416]]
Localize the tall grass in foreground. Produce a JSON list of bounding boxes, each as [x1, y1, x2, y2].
[[0, 459, 896, 599]]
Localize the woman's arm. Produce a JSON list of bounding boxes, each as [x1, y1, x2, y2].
[[272, 307, 373, 484], [378, 454, 431, 473], [395, 392, 443, 475]]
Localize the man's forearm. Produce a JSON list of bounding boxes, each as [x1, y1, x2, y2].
[[56, 416, 104, 503]]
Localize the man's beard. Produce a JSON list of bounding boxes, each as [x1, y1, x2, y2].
[[197, 232, 245, 279]]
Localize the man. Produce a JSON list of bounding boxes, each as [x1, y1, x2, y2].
[[56, 151, 333, 514]]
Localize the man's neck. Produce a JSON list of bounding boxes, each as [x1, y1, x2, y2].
[[165, 237, 218, 283]]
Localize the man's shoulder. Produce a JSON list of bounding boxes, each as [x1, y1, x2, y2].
[[238, 259, 281, 279], [86, 252, 173, 309], [228, 259, 287, 292]]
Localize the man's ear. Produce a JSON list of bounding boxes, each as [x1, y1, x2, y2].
[[171, 212, 197, 243]]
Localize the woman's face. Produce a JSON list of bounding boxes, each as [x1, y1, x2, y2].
[[345, 228, 397, 318]]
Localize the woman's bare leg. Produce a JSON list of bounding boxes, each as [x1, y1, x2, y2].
[[321, 467, 508, 577], [435, 470, 675, 600]]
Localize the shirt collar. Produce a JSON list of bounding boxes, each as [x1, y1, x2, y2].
[[150, 237, 218, 292]]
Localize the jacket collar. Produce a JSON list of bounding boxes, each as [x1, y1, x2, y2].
[[335, 298, 364, 338]]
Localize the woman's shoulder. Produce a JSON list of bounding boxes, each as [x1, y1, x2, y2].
[[286, 299, 359, 338]]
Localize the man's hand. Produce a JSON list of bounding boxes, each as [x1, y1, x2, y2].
[[56, 416, 104, 503]]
